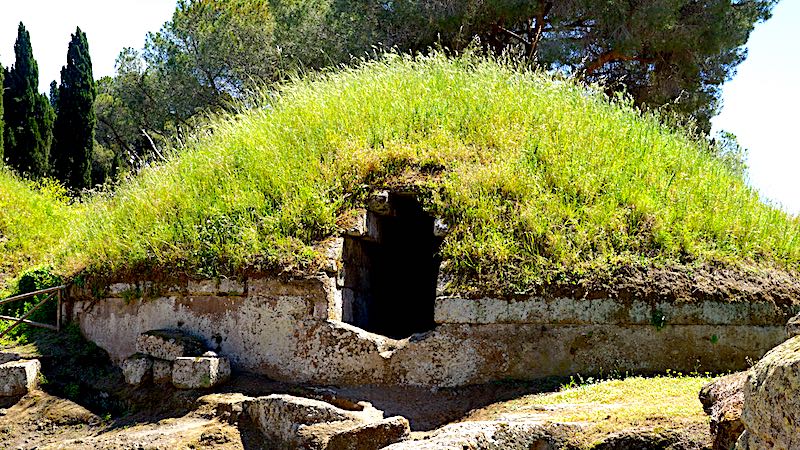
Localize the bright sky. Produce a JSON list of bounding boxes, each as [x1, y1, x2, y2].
[[711, 0, 800, 215], [0, 0, 176, 88], [1, 1, 798, 215]]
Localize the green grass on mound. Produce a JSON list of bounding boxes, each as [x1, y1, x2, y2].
[[2, 52, 800, 294]]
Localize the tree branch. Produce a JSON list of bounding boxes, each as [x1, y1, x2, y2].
[[583, 50, 656, 75]]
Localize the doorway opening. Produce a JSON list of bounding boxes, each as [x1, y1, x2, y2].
[[342, 193, 442, 339]]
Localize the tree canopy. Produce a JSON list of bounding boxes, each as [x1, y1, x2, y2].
[[2, 23, 53, 178], [51, 28, 97, 190]]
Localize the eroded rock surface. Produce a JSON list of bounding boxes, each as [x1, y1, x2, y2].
[[383, 420, 565, 449], [246, 394, 408, 449], [0, 359, 40, 396], [172, 356, 231, 389], [699, 372, 746, 450], [122, 353, 153, 386], [135, 329, 205, 361], [738, 336, 800, 449]]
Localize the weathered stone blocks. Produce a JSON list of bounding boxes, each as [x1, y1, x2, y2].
[[135, 329, 205, 361], [122, 353, 153, 386], [737, 336, 800, 449], [246, 394, 408, 449], [0, 359, 40, 396], [172, 356, 231, 389], [124, 329, 231, 389]]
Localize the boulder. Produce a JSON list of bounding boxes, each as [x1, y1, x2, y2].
[[699, 371, 747, 450], [122, 354, 153, 386], [738, 335, 800, 449], [135, 329, 205, 361], [172, 356, 230, 389], [0, 359, 40, 396], [152, 359, 172, 384], [326, 416, 410, 450], [245, 394, 399, 449]]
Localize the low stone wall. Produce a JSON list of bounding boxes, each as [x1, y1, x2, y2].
[[66, 275, 797, 387]]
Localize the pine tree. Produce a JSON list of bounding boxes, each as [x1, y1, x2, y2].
[[2, 23, 53, 177], [52, 27, 96, 189]]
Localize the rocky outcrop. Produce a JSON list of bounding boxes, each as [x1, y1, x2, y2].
[[0, 359, 40, 396], [245, 394, 409, 449], [699, 372, 746, 450], [737, 336, 800, 449]]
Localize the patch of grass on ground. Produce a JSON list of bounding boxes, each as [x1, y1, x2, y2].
[[471, 373, 714, 447], [2, 52, 800, 292]]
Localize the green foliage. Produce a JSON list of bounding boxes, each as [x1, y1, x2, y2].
[[0, 169, 72, 291], [51, 28, 97, 190], [3, 54, 800, 292], [2, 23, 54, 178], [310, 0, 777, 133], [96, 0, 279, 165]]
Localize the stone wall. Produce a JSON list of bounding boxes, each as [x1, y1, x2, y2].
[[66, 275, 796, 387]]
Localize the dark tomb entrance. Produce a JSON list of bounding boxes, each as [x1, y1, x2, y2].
[[342, 193, 442, 339]]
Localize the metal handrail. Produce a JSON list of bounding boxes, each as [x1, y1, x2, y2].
[[0, 286, 66, 339]]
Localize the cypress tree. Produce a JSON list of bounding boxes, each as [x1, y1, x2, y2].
[[52, 27, 96, 189], [3, 23, 52, 177]]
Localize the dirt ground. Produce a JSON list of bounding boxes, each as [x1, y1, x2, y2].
[[0, 326, 714, 449], [0, 373, 713, 449]]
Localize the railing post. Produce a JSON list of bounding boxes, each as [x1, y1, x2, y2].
[[57, 288, 62, 332]]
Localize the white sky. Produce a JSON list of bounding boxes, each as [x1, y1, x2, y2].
[[0, 0, 176, 87], [1, 0, 798, 215], [710, 0, 800, 215]]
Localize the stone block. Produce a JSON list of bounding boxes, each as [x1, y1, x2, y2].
[[699, 372, 746, 450], [152, 359, 172, 384], [740, 336, 800, 449], [122, 354, 153, 386], [0, 359, 40, 396], [136, 329, 205, 361], [326, 416, 410, 450], [246, 394, 393, 449], [172, 356, 230, 389]]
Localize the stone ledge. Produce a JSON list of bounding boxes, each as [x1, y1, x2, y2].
[[434, 297, 794, 326]]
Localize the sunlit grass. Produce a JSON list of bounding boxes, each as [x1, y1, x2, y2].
[[2, 52, 800, 292], [472, 373, 715, 447]]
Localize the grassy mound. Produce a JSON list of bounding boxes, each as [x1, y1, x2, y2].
[[2, 53, 799, 294], [0, 170, 73, 291]]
